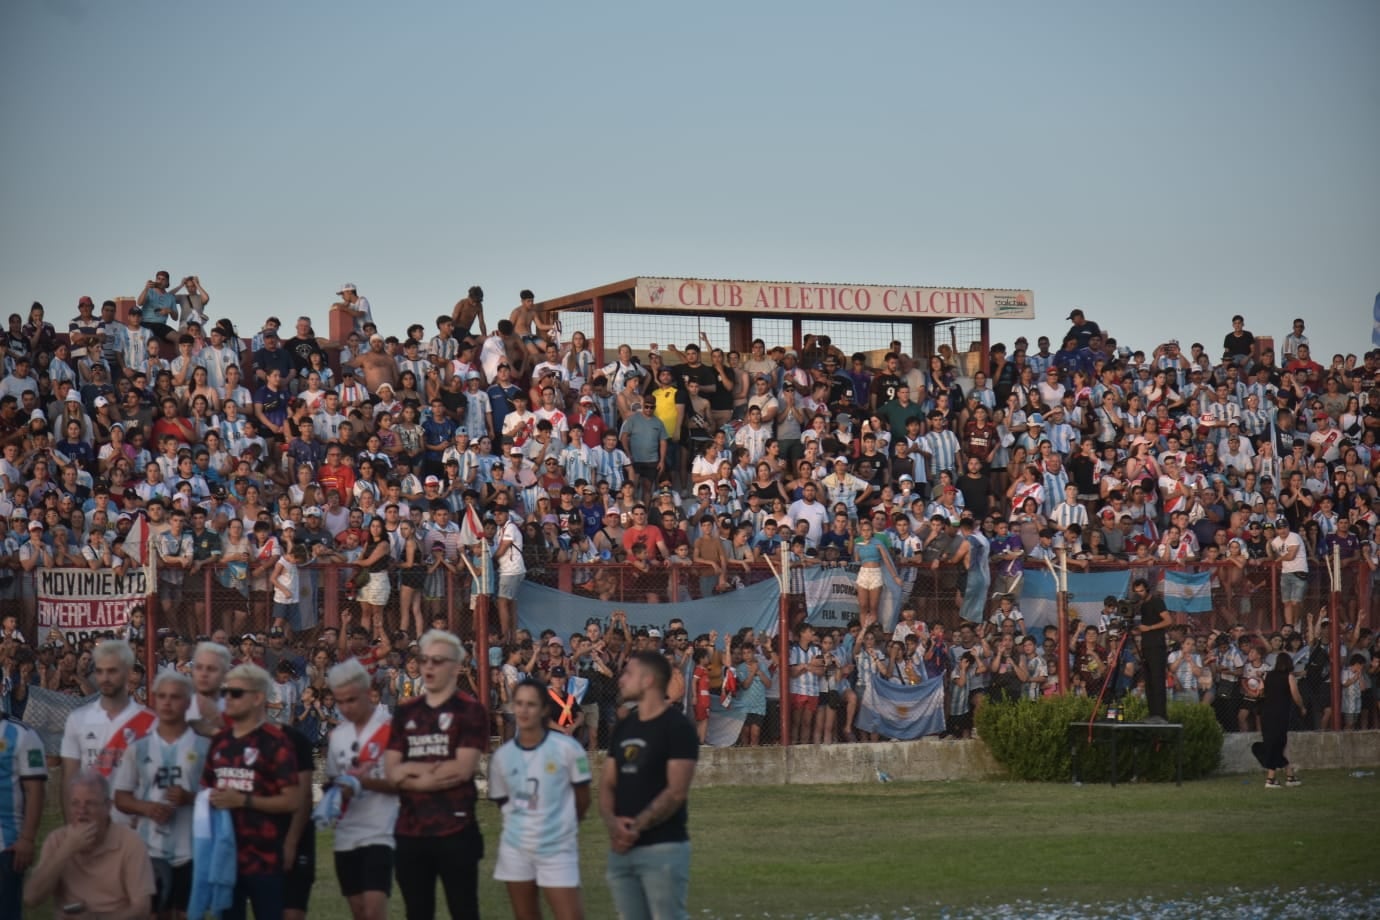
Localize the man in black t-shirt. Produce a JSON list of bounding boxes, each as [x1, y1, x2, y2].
[[1132, 578, 1173, 722], [600, 651, 698, 920]]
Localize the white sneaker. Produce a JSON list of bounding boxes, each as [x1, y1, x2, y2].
[[1265, 778, 1281, 789]]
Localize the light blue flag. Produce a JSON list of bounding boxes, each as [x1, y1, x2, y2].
[[855, 677, 946, 740], [1018, 569, 1131, 631], [516, 578, 780, 641], [1162, 569, 1213, 613]]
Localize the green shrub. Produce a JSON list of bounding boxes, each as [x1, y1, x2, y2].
[[974, 694, 1223, 782]]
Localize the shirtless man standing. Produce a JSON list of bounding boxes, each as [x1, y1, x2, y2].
[[452, 285, 488, 344], [509, 289, 557, 362], [343, 334, 401, 394]]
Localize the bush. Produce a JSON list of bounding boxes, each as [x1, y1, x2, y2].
[[974, 694, 1223, 782]]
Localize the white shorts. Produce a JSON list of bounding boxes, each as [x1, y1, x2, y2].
[[493, 841, 581, 888], [856, 566, 882, 590]]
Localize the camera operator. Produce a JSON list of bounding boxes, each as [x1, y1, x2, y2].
[[1131, 578, 1173, 723]]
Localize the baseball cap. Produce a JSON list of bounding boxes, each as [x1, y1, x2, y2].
[[509, 446, 522, 456], [337, 283, 357, 294], [579, 396, 594, 405], [424, 475, 441, 486], [304, 506, 322, 517], [78, 295, 94, 306], [27, 521, 43, 531], [94, 395, 109, 408]]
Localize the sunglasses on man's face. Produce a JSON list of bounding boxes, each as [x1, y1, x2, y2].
[[220, 686, 252, 699]]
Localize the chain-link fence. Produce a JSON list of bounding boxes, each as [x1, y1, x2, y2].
[[6, 554, 1371, 746]]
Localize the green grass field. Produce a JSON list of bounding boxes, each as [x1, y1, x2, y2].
[[28, 770, 1377, 919]]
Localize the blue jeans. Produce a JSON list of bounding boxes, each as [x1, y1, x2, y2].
[[606, 840, 691, 920]]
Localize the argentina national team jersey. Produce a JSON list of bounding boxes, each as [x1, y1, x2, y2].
[[488, 730, 591, 856], [112, 727, 209, 864], [0, 718, 47, 850]]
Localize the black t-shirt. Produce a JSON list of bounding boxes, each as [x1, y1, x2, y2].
[[956, 473, 992, 520], [283, 724, 315, 860], [201, 722, 298, 876], [1138, 596, 1168, 649], [872, 373, 903, 408], [284, 336, 324, 373], [386, 691, 488, 838], [608, 705, 698, 847], [1222, 331, 1255, 358]]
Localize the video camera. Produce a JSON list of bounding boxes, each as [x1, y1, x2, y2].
[[1107, 599, 1139, 634]]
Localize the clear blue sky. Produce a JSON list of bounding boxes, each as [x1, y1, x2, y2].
[[2, 1, 1375, 361]]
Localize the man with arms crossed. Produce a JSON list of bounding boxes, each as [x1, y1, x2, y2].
[[202, 664, 303, 920], [489, 678, 592, 920], [61, 639, 155, 821], [384, 630, 488, 920], [325, 658, 400, 920], [601, 650, 699, 920], [113, 671, 209, 920]]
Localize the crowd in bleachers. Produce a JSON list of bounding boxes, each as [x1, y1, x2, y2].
[[1, 277, 1378, 751]]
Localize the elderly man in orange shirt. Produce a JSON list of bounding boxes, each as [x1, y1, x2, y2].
[[24, 771, 155, 919]]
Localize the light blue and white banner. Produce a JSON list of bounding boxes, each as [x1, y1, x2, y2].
[[855, 677, 946, 740], [516, 579, 780, 641], [802, 556, 905, 633], [1161, 569, 1213, 614], [1018, 569, 1131, 632]]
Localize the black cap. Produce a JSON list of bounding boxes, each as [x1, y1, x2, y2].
[[549, 665, 568, 678]]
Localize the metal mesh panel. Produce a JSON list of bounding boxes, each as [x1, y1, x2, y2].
[[558, 311, 732, 361], [799, 319, 921, 359], [750, 318, 794, 350]]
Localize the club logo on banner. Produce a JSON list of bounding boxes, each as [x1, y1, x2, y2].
[[37, 567, 151, 644]]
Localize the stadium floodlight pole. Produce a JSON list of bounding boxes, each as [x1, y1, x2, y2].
[[1050, 550, 1069, 694], [1328, 545, 1342, 731], [779, 540, 791, 747]]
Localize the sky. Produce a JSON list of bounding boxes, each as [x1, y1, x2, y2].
[[2, 1, 1376, 363]]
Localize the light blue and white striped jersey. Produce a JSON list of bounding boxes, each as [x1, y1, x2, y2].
[[111, 726, 209, 865], [923, 429, 961, 476], [0, 718, 47, 851], [788, 643, 823, 696], [488, 730, 591, 856], [1041, 469, 1070, 517]]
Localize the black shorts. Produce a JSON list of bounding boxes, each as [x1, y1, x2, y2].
[[284, 847, 316, 912], [335, 845, 395, 898], [743, 712, 765, 728], [152, 859, 192, 913]]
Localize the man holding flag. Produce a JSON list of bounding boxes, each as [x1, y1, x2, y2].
[[59, 639, 155, 822]]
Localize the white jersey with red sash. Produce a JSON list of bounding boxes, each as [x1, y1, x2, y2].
[[61, 698, 156, 824], [325, 706, 398, 851]]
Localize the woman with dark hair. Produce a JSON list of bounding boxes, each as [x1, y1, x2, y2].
[[1253, 652, 1306, 789]]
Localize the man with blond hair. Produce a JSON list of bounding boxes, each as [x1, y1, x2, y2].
[[326, 658, 400, 920], [201, 663, 302, 920], [60, 639, 155, 822], [384, 630, 487, 920], [188, 640, 231, 736], [113, 670, 209, 920]]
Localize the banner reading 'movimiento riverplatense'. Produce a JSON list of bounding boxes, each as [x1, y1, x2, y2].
[[37, 567, 150, 644]]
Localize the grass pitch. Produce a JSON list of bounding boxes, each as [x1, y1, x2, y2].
[[29, 769, 1373, 918]]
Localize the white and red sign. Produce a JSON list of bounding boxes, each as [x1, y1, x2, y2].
[[37, 567, 151, 643], [634, 277, 1035, 320]]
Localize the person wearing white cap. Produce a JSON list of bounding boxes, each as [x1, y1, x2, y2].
[[332, 282, 373, 336]]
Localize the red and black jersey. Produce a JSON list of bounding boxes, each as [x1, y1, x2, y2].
[[201, 722, 299, 876], [386, 691, 488, 838]]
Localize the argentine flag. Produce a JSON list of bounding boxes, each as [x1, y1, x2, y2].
[[1019, 569, 1130, 631], [855, 677, 945, 740], [1162, 569, 1213, 614]]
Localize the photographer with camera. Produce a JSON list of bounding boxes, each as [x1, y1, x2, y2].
[[1131, 578, 1173, 723]]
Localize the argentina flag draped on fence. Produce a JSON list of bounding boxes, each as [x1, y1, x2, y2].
[[1018, 569, 1131, 631], [1162, 569, 1213, 613], [855, 677, 946, 740]]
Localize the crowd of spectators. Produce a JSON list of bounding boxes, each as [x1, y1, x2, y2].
[[0, 275, 1377, 746]]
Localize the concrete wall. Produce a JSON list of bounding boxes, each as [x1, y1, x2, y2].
[[675, 731, 1380, 787], [692, 739, 1004, 786], [1218, 730, 1380, 775]]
